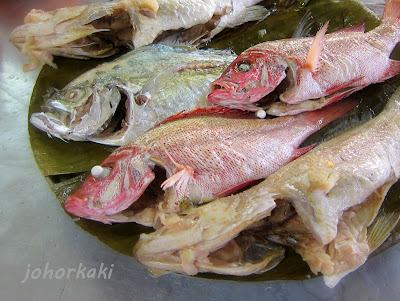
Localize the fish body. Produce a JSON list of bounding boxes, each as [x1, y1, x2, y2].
[[133, 87, 400, 286], [254, 87, 400, 286], [9, 0, 267, 71], [208, 0, 400, 116], [65, 102, 353, 225], [134, 187, 281, 276], [30, 44, 236, 146]]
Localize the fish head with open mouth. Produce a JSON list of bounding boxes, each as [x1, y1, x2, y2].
[[30, 78, 140, 144], [64, 146, 155, 224], [208, 50, 287, 111]]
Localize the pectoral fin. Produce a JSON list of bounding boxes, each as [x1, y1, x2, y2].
[[368, 212, 400, 253], [304, 21, 329, 72], [161, 144, 194, 193]]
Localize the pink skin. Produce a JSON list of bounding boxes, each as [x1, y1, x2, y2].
[[208, 50, 287, 111], [64, 146, 155, 223]]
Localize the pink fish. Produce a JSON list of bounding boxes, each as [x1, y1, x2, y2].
[[65, 103, 354, 225], [208, 0, 400, 116]]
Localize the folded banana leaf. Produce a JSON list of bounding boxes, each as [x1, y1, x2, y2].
[[28, 0, 400, 282]]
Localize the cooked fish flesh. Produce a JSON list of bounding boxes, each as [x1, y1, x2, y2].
[[9, 0, 268, 71]]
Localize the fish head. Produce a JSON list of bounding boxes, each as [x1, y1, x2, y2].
[[64, 146, 155, 223], [30, 83, 127, 142], [208, 50, 287, 111]]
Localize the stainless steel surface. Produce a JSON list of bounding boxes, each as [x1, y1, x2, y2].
[[1, 1, 399, 300]]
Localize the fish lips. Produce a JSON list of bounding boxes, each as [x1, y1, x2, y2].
[[65, 147, 155, 223], [208, 81, 266, 111], [30, 85, 128, 142], [30, 112, 73, 140]]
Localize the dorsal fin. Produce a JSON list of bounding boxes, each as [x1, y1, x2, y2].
[[304, 21, 329, 72], [155, 107, 255, 127], [331, 21, 365, 35]]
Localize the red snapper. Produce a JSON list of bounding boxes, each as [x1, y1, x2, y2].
[[208, 0, 400, 116]]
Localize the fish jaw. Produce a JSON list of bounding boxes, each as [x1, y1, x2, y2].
[[208, 50, 287, 110], [64, 146, 155, 224], [30, 84, 124, 142]]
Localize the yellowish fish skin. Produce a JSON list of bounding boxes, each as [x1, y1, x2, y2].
[[133, 187, 278, 276], [9, 0, 265, 71], [264, 89, 400, 246]]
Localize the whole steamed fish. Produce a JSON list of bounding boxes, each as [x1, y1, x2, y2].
[[208, 0, 400, 116], [30, 44, 237, 146], [134, 87, 400, 287], [9, 0, 268, 71], [64, 102, 353, 226]]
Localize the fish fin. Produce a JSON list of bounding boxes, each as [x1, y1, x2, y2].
[[367, 212, 400, 253], [331, 21, 365, 34], [292, 10, 317, 38], [382, 0, 400, 24], [156, 107, 253, 127], [304, 21, 329, 72], [324, 86, 364, 106], [303, 98, 357, 130], [235, 5, 271, 25], [379, 59, 400, 82], [161, 145, 194, 192], [158, 29, 201, 47], [292, 143, 316, 161], [322, 77, 366, 105]]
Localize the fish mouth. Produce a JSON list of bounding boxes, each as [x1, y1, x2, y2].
[[65, 165, 166, 226], [30, 86, 133, 145], [209, 80, 240, 93], [208, 80, 253, 110], [209, 79, 273, 111], [208, 83, 264, 112]]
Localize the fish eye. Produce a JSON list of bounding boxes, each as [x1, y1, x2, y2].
[[236, 61, 252, 72]]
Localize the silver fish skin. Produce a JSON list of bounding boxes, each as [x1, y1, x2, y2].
[[30, 44, 236, 146], [9, 0, 267, 71]]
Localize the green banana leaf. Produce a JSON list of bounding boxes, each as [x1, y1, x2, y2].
[[28, 0, 400, 282]]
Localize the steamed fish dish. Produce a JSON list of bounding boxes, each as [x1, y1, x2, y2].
[[9, 0, 268, 71], [134, 87, 400, 287], [30, 44, 236, 146], [65, 102, 352, 225], [208, 0, 400, 116]]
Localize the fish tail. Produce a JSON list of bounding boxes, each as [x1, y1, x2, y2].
[[382, 0, 400, 25], [303, 99, 357, 129]]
